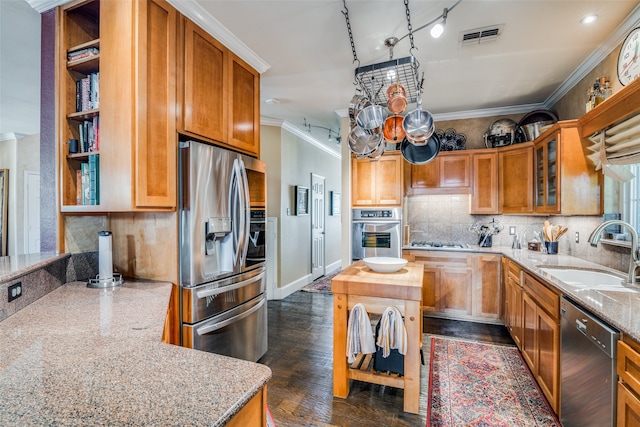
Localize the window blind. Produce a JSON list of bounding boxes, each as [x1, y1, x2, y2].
[[587, 112, 640, 182]]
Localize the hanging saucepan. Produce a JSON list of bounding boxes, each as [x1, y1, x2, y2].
[[348, 94, 371, 128], [367, 138, 387, 160], [402, 86, 435, 144], [356, 104, 387, 135], [400, 133, 440, 165], [386, 83, 407, 115], [383, 115, 406, 143], [348, 125, 382, 156], [405, 121, 434, 146]]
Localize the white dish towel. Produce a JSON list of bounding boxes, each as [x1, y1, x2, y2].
[[346, 303, 376, 363], [376, 306, 407, 358]]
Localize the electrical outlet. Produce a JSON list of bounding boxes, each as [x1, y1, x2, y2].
[[509, 226, 516, 235], [575, 232, 580, 243], [8, 282, 22, 302]]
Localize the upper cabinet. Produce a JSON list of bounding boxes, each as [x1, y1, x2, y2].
[[352, 152, 403, 207], [533, 121, 601, 215], [404, 151, 471, 195], [470, 152, 499, 214], [498, 143, 534, 214], [57, 0, 177, 212], [179, 19, 260, 157]]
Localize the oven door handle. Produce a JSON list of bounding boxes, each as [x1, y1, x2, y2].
[[196, 272, 265, 300], [196, 297, 266, 336], [352, 220, 401, 225]]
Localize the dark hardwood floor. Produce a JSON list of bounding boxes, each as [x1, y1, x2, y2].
[[259, 290, 514, 427]]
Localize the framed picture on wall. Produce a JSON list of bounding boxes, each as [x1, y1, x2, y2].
[[330, 191, 341, 215], [295, 185, 309, 215], [0, 169, 8, 257]]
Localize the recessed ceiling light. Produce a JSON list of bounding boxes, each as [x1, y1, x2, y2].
[[581, 14, 598, 25], [265, 98, 280, 105]]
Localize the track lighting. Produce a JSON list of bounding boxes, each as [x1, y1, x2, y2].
[[430, 8, 448, 39], [303, 118, 341, 144]]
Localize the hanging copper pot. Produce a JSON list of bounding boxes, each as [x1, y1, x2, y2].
[[383, 115, 406, 143], [386, 83, 407, 114]]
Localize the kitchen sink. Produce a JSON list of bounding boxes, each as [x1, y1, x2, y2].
[[539, 267, 635, 292]]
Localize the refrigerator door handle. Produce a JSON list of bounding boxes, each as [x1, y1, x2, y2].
[[238, 159, 251, 266], [229, 159, 242, 266], [195, 271, 265, 299], [196, 296, 266, 336]]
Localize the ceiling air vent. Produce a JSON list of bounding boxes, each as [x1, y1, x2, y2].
[[459, 24, 504, 47]]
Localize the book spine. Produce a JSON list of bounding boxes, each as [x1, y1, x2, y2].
[[78, 123, 85, 153], [91, 72, 99, 109], [81, 163, 90, 205], [76, 80, 81, 112], [88, 154, 99, 205], [76, 169, 82, 205], [81, 77, 90, 111]]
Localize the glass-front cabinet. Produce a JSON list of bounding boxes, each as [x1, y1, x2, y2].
[[533, 121, 601, 215], [535, 136, 559, 213]]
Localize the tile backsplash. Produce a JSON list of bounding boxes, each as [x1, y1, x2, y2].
[[404, 194, 628, 274]]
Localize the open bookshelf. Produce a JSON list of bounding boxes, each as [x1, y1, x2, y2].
[[59, 0, 101, 210]]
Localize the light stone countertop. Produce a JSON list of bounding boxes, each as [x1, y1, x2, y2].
[[404, 245, 640, 342], [0, 252, 70, 282], [0, 280, 271, 426]]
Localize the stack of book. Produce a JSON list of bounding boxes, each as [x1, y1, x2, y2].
[[76, 72, 99, 112], [67, 47, 99, 62], [77, 116, 99, 153], [76, 154, 100, 205]]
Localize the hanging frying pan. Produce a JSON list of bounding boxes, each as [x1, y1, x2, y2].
[[400, 133, 440, 165], [383, 115, 406, 143]]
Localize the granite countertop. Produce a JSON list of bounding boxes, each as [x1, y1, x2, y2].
[[0, 280, 271, 426], [404, 244, 640, 342], [0, 252, 70, 282]]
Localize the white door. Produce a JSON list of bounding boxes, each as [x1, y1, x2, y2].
[[311, 174, 326, 280], [24, 171, 40, 253]]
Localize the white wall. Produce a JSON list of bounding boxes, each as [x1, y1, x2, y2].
[[261, 124, 342, 299]]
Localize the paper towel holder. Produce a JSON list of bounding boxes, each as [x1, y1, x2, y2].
[[88, 230, 124, 288]]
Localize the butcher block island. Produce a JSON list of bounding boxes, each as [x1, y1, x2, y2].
[[331, 260, 423, 414]]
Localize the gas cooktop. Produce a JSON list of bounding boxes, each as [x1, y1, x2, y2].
[[410, 241, 471, 249]]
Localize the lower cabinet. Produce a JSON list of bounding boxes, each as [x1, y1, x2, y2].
[[618, 338, 640, 426], [504, 259, 523, 347], [521, 272, 561, 414], [403, 250, 501, 322], [226, 386, 267, 427]]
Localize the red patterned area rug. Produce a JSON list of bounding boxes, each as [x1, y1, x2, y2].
[[428, 336, 561, 427], [300, 269, 341, 294]]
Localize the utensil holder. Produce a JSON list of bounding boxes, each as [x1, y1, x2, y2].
[[545, 241, 558, 254]]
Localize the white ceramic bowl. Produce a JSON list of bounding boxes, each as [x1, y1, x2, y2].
[[363, 257, 408, 273]]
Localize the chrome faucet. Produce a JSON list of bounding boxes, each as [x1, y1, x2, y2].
[[588, 220, 640, 284]]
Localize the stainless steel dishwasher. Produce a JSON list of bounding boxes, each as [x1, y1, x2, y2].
[[560, 296, 620, 427]]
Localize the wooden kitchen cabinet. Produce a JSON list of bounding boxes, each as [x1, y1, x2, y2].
[[470, 152, 499, 214], [404, 151, 471, 195], [475, 254, 501, 320], [404, 250, 500, 322], [352, 152, 403, 206], [618, 337, 640, 427], [179, 18, 260, 157], [498, 143, 534, 214], [503, 258, 523, 347], [521, 272, 561, 413], [57, 0, 177, 212], [533, 121, 601, 215]]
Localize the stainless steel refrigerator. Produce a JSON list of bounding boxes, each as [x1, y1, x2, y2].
[[179, 139, 267, 362]]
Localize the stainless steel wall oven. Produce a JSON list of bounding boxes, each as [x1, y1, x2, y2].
[[352, 208, 402, 260]]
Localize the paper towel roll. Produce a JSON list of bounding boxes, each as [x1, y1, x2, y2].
[[98, 231, 113, 280]]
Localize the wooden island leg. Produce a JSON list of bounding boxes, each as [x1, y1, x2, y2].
[[403, 300, 421, 414], [333, 293, 350, 398]]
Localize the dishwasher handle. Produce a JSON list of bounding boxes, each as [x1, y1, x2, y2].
[[575, 318, 587, 335]]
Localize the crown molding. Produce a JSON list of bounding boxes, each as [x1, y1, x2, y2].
[[545, 4, 640, 108], [166, 0, 270, 74], [432, 103, 546, 121], [24, 0, 66, 13]]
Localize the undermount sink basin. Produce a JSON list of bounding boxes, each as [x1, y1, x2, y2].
[[539, 267, 633, 291]]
